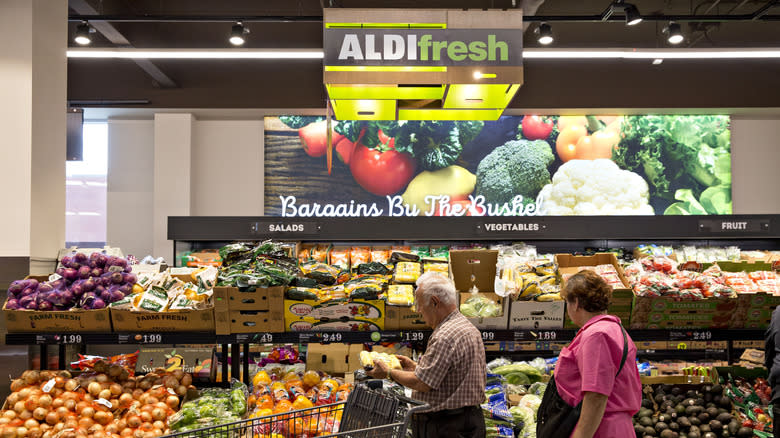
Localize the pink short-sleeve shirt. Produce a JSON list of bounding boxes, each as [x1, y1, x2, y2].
[[554, 315, 642, 438]]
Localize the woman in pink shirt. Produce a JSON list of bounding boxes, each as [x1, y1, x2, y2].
[[554, 270, 642, 438]]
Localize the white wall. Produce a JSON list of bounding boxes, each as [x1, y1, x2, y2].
[[191, 120, 264, 216], [107, 120, 154, 259], [731, 117, 780, 214]]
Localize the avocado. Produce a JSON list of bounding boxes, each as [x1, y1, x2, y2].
[[687, 432, 700, 438], [645, 426, 657, 436], [639, 407, 653, 418], [635, 424, 646, 437], [708, 419, 722, 433], [727, 420, 739, 435], [642, 399, 654, 409], [656, 394, 667, 404], [710, 384, 723, 395], [695, 398, 705, 406], [719, 396, 732, 409], [640, 416, 654, 427], [703, 385, 712, 394], [656, 422, 669, 432], [736, 427, 753, 438], [698, 412, 710, 423], [690, 416, 701, 426], [658, 414, 670, 424], [702, 433, 716, 438], [668, 421, 679, 431], [660, 430, 676, 438], [716, 412, 732, 424], [706, 407, 719, 418], [662, 384, 673, 393], [678, 417, 691, 428], [675, 404, 687, 415], [699, 424, 710, 433], [671, 387, 682, 396], [686, 390, 697, 398], [683, 398, 697, 406]]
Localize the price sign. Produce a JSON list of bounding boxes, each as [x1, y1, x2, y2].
[[133, 334, 163, 344], [58, 334, 83, 344], [692, 331, 712, 341], [402, 332, 425, 342], [256, 333, 274, 343], [481, 331, 496, 341], [536, 331, 557, 341], [321, 333, 343, 343]]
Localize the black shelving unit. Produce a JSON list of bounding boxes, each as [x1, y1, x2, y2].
[[6, 215, 778, 382]]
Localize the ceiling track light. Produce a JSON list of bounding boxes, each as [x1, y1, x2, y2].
[[535, 23, 554, 45], [665, 21, 684, 44], [229, 21, 249, 46], [603, 1, 643, 26], [74, 21, 94, 45]]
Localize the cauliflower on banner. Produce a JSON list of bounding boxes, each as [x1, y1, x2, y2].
[[538, 159, 655, 215]]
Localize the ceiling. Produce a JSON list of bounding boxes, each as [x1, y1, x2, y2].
[[66, 0, 780, 111]]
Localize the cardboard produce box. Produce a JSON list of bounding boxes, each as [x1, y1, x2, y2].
[[110, 307, 215, 332], [283, 298, 385, 332], [556, 253, 633, 327], [306, 343, 352, 374], [449, 250, 498, 292], [459, 292, 508, 330], [384, 305, 427, 330], [212, 285, 285, 311], [4, 305, 112, 333], [508, 300, 565, 329], [229, 309, 285, 333]]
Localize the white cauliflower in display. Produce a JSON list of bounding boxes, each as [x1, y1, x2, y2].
[[538, 159, 655, 215]]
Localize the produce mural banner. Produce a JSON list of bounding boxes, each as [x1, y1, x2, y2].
[[263, 115, 732, 217]]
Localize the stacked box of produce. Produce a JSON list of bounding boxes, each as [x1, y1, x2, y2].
[[0, 352, 194, 438], [452, 249, 508, 329], [109, 268, 217, 332], [625, 257, 739, 329], [633, 383, 742, 438], [284, 245, 396, 331], [556, 253, 633, 328], [214, 241, 298, 334], [716, 262, 780, 328], [384, 245, 448, 330], [492, 244, 565, 329], [634, 244, 742, 264], [3, 252, 139, 332], [246, 368, 353, 436]]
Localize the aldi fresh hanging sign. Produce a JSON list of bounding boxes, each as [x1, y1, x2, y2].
[[325, 29, 523, 66], [263, 115, 732, 217]]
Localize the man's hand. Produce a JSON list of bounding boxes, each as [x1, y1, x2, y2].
[[396, 355, 417, 372], [365, 358, 389, 379]]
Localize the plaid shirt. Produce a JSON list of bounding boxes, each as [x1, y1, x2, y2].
[[413, 311, 487, 412]]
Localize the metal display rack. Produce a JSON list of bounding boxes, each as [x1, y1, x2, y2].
[[5, 215, 778, 383]]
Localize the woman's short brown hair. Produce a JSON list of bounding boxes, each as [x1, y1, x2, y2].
[[561, 269, 612, 312]]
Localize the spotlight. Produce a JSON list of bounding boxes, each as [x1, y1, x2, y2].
[[624, 3, 643, 26], [666, 22, 684, 44], [229, 21, 249, 46], [536, 23, 554, 45], [74, 21, 92, 45]]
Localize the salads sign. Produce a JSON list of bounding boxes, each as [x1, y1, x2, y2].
[[263, 115, 732, 217], [324, 29, 523, 66]]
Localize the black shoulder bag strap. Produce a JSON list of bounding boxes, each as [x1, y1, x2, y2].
[[616, 324, 629, 377]]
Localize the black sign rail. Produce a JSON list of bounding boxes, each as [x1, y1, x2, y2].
[[169, 215, 779, 241]]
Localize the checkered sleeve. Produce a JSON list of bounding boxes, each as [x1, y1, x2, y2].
[[414, 335, 452, 390]]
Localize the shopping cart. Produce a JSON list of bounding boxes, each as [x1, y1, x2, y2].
[[163, 381, 429, 438]]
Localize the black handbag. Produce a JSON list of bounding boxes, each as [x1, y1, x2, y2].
[[536, 322, 629, 438]]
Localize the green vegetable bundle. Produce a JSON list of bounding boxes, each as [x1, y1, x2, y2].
[[168, 382, 248, 435], [217, 240, 298, 288], [614, 115, 732, 215]]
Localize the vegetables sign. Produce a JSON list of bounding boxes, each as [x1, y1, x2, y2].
[[263, 115, 732, 216]]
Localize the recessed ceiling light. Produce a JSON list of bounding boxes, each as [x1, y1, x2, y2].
[[652, 58, 664, 65]]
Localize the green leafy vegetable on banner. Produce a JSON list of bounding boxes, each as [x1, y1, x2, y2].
[[278, 116, 324, 129], [613, 115, 732, 214]]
